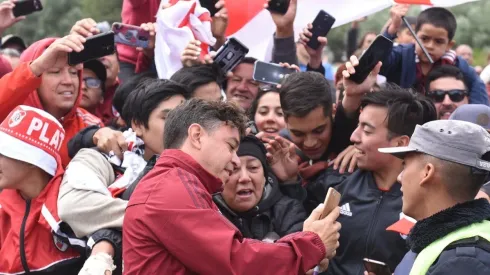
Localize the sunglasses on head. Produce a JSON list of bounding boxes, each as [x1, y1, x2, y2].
[[426, 89, 467, 103], [83, 77, 102, 89]]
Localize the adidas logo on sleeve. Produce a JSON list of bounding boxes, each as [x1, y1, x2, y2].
[[340, 203, 353, 216]]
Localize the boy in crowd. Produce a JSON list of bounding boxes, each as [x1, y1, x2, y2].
[[382, 7, 488, 105]]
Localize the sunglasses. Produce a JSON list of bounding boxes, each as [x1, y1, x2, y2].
[[83, 77, 102, 89], [426, 89, 467, 103]]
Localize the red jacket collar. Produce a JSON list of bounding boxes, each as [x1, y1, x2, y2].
[[159, 149, 223, 194]]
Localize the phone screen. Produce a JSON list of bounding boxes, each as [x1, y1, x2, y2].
[[348, 35, 393, 84], [112, 23, 150, 49], [307, 10, 336, 50], [68, 32, 116, 66], [363, 259, 391, 275], [253, 61, 296, 85]]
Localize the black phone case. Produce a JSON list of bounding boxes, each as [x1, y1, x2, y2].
[[253, 61, 296, 85], [348, 35, 393, 84], [13, 0, 43, 17], [307, 10, 336, 50], [200, 0, 219, 16], [68, 32, 116, 66], [267, 0, 290, 15], [213, 38, 249, 75]]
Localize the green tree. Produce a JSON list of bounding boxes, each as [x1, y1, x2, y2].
[[82, 0, 123, 24], [5, 0, 83, 45]]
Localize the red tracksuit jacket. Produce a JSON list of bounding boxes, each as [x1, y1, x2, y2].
[[123, 149, 326, 274]]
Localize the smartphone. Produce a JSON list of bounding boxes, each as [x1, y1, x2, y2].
[[267, 0, 290, 15], [213, 38, 249, 75], [200, 0, 219, 16], [363, 258, 391, 275], [68, 32, 115, 66], [112, 23, 150, 49], [253, 61, 296, 86], [348, 35, 393, 84], [320, 187, 341, 219], [12, 0, 43, 17], [307, 10, 336, 50]]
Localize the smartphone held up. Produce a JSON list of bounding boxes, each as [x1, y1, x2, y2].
[[348, 35, 393, 84], [68, 32, 116, 66], [112, 23, 151, 49], [13, 0, 43, 17], [253, 61, 296, 86], [307, 10, 336, 50], [213, 38, 249, 76]]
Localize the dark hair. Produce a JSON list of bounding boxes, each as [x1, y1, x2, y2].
[[113, 71, 157, 115], [280, 71, 333, 119], [357, 31, 377, 50], [164, 99, 248, 149], [222, 57, 257, 91], [170, 64, 224, 96], [426, 65, 467, 91], [360, 84, 437, 139], [122, 79, 190, 128], [399, 16, 416, 31], [424, 154, 489, 200], [248, 86, 280, 121], [416, 7, 457, 40]]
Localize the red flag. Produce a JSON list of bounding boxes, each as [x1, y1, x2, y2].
[[225, 0, 265, 36]]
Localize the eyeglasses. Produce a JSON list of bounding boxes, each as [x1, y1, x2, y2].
[[426, 89, 467, 103], [83, 77, 102, 89]]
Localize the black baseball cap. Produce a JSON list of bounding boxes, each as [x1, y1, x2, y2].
[[83, 59, 107, 83]]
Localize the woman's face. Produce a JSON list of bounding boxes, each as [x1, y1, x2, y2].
[[222, 155, 266, 212], [254, 92, 286, 137], [361, 33, 377, 50]]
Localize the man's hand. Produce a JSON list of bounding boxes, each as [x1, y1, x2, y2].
[[303, 205, 341, 259], [137, 22, 157, 58], [298, 23, 328, 69], [211, 0, 228, 50], [262, 135, 299, 182], [181, 40, 216, 67], [92, 127, 128, 160], [306, 258, 329, 275], [0, 0, 25, 35], [70, 18, 100, 37], [387, 4, 410, 35], [341, 55, 382, 114], [30, 34, 86, 76], [268, 0, 297, 38], [330, 145, 358, 174]]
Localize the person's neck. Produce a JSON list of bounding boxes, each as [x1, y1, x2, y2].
[[143, 148, 156, 161], [372, 161, 403, 191], [85, 106, 97, 115], [420, 61, 434, 75], [417, 190, 464, 221], [18, 171, 52, 200], [105, 79, 116, 89], [44, 106, 67, 121]]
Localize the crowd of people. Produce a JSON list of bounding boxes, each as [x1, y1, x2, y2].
[[1, 0, 490, 274]]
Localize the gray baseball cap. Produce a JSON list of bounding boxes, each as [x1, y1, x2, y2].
[[378, 120, 490, 171], [449, 104, 490, 130]]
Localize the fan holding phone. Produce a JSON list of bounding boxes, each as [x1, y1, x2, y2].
[[298, 10, 336, 71]]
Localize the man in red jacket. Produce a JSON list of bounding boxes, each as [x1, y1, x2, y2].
[[123, 99, 341, 275]]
